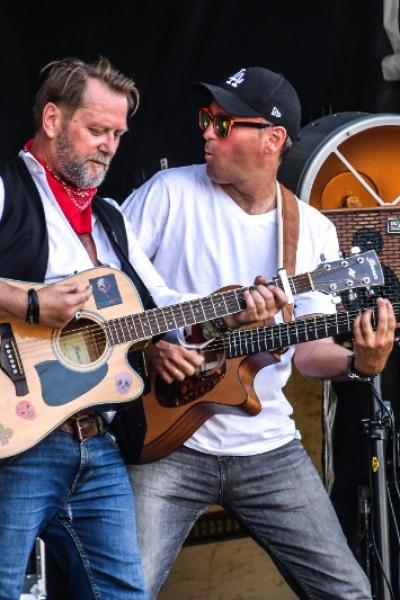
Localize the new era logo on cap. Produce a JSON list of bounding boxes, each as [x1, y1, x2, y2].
[[271, 106, 282, 118], [226, 68, 246, 88]]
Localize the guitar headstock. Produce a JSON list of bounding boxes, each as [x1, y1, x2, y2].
[[310, 250, 384, 295]]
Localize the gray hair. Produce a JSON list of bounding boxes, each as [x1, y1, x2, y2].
[[279, 134, 293, 164], [33, 56, 140, 130]]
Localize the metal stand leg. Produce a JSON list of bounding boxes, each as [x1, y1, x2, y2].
[[362, 375, 393, 600]]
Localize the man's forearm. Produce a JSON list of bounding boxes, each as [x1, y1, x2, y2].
[[294, 340, 352, 381], [0, 281, 27, 320]]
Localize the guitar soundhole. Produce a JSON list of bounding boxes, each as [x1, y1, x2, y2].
[[58, 318, 107, 367]]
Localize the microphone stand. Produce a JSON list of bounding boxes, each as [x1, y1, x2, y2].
[[362, 374, 393, 600]]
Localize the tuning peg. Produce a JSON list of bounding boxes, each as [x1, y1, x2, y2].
[[351, 246, 361, 255], [365, 288, 376, 297]]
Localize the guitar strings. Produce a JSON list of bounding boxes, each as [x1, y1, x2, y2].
[[13, 264, 391, 358], [7, 259, 350, 351], [14, 301, 398, 365], [8, 260, 360, 353]]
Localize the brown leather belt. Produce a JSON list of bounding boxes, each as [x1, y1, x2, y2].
[[58, 410, 104, 442]]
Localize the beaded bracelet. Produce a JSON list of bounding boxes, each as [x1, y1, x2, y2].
[[25, 288, 40, 325]]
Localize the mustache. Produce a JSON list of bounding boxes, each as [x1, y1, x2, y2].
[[87, 154, 111, 168]]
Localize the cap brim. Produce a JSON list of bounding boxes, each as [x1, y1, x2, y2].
[[191, 81, 261, 118]]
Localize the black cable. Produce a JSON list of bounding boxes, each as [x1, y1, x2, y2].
[[369, 517, 397, 600], [386, 479, 400, 548]]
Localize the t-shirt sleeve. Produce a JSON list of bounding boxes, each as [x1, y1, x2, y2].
[[122, 211, 198, 308], [121, 174, 170, 260]]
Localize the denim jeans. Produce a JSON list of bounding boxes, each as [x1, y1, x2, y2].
[[129, 439, 371, 599], [0, 429, 146, 600]]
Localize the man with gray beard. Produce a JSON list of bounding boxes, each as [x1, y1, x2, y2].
[[0, 56, 151, 600], [0, 57, 277, 600]]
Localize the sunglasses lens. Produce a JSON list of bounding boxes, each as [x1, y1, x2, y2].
[[199, 110, 211, 131], [214, 116, 230, 137]]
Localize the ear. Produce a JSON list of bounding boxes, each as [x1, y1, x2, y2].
[[41, 103, 63, 139], [264, 126, 287, 154]]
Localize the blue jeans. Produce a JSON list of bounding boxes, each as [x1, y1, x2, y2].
[[129, 439, 371, 599], [0, 429, 146, 600]]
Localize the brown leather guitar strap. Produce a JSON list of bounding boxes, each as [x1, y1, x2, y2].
[[278, 182, 300, 323]]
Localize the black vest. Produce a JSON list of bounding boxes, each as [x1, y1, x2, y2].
[[0, 156, 149, 463]]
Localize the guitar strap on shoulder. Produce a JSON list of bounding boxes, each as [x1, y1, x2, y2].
[[93, 196, 157, 311], [276, 182, 300, 323]]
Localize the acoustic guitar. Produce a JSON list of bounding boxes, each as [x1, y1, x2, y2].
[[139, 250, 386, 462], [0, 251, 381, 458]]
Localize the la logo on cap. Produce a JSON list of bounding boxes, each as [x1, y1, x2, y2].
[[271, 106, 282, 118], [226, 68, 246, 88]]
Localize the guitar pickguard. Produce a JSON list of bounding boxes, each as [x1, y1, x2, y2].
[[35, 360, 108, 406], [155, 364, 226, 407]]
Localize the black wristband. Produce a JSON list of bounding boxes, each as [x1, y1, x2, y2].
[[25, 288, 40, 325]]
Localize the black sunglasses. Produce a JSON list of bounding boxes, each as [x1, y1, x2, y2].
[[198, 107, 273, 138]]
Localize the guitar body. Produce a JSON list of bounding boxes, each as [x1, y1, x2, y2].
[[0, 268, 146, 458], [0, 251, 383, 459], [140, 350, 279, 463]]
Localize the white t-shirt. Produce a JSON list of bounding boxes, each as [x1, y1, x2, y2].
[[122, 164, 341, 456]]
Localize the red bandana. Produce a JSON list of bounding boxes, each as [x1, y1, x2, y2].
[[24, 139, 97, 234]]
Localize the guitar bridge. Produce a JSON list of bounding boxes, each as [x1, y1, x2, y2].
[[0, 323, 28, 396]]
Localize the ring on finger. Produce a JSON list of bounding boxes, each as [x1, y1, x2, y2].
[[174, 368, 181, 377]]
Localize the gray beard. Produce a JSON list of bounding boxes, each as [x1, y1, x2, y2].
[[55, 129, 110, 188]]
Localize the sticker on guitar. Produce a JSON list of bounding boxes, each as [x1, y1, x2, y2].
[[0, 250, 383, 458]]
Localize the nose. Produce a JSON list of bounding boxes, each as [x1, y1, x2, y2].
[[98, 132, 119, 157], [202, 121, 216, 141]]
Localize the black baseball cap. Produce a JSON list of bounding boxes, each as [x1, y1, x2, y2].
[[192, 66, 301, 140]]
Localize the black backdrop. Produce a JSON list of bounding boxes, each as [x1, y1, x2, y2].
[[2, 1, 400, 595], [0, 0, 398, 201]]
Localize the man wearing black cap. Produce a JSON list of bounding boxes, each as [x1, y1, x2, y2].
[[122, 66, 394, 598]]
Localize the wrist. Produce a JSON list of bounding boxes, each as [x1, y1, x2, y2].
[[346, 354, 375, 382], [25, 288, 40, 325]]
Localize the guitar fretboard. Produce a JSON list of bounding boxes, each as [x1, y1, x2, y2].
[[104, 272, 316, 346], [223, 302, 400, 359]]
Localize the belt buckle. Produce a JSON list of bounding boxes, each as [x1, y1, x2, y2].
[[74, 413, 103, 442]]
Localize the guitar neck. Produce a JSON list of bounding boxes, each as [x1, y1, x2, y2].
[[105, 272, 312, 346], [225, 301, 400, 359]]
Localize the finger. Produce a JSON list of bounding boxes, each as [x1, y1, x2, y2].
[[374, 303, 389, 337], [387, 301, 397, 332], [74, 286, 92, 305], [248, 288, 268, 316], [269, 286, 288, 309], [167, 354, 203, 378], [165, 363, 190, 381], [243, 289, 257, 313], [357, 309, 376, 345], [254, 275, 267, 286], [163, 344, 204, 366], [352, 313, 364, 342]]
